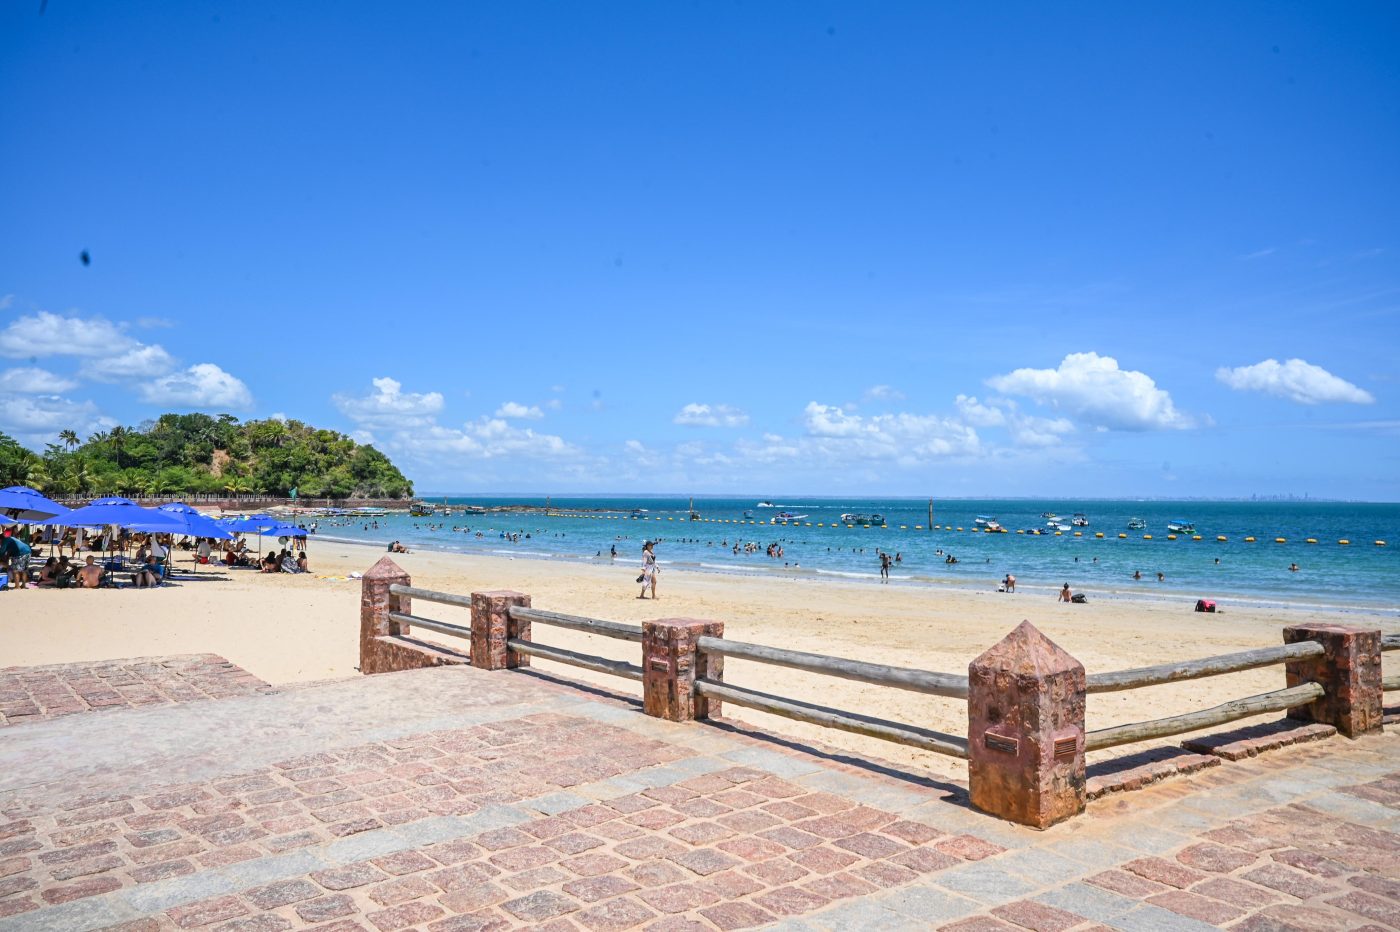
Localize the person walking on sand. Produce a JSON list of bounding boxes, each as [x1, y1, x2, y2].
[[638, 541, 659, 599], [879, 551, 891, 582]]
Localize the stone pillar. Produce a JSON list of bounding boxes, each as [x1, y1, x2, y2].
[[643, 618, 724, 721], [968, 621, 1086, 830], [360, 557, 411, 674], [1284, 623, 1383, 738], [470, 590, 531, 670]]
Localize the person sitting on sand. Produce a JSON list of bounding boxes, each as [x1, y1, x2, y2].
[[1060, 583, 1072, 602], [261, 551, 280, 573], [132, 555, 162, 588], [296, 552, 308, 573], [36, 556, 58, 586], [76, 555, 104, 589], [54, 556, 75, 588], [281, 550, 299, 573]]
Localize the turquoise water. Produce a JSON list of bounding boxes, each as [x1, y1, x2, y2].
[[313, 497, 1400, 614]]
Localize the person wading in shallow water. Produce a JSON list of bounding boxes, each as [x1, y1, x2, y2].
[[638, 540, 659, 599]]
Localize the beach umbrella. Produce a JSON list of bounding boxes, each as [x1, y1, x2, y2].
[[156, 503, 234, 574], [41, 497, 185, 531], [0, 486, 70, 522], [219, 513, 278, 556], [266, 524, 308, 538]]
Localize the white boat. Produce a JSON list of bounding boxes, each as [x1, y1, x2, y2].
[[1071, 513, 1089, 527], [756, 501, 776, 508], [982, 520, 1004, 533], [1127, 517, 1146, 530], [770, 512, 808, 523], [1167, 520, 1195, 534], [1047, 521, 1071, 531], [839, 513, 884, 525], [974, 515, 996, 527], [1041, 512, 1059, 520]]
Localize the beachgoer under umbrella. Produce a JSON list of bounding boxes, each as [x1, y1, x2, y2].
[[0, 529, 31, 589]]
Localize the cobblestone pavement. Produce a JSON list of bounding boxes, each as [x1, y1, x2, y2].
[[0, 663, 1396, 930], [0, 656, 276, 727]]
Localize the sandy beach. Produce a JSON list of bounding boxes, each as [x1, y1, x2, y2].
[[8, 538, 1398, 781]]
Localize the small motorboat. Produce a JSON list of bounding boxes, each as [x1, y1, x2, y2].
[[630, 508, 648, 517], [982, 520, 1004, 533], [1041, 512, 1059, 520], [839, 513, 884, 525], [756, 501, 776, 508], [409, 502, 433, 517], [770, 512, 809, 524], [1071, 513, 1089, 527], [1047, 521, 1071, 531], [1167, 520, 1195, 534], [974, 515, 996, 527], [1127, 517, 1146, 530]]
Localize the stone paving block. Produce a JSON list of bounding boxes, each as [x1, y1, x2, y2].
[[933, 862, 1038, 904], [1033, 882, 1139, 923]]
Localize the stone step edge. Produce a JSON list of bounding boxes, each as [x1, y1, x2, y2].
[[1181, 719, 1338, 762]]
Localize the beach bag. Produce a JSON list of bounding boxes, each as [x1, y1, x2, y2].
[[636, 574, 645, 583], [1195, 599, 1216, 613], [1070, 593, 1088, 603]]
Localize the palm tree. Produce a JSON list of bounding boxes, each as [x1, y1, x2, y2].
[[108, 426, 129, 468], [59, 429, 80, 451]]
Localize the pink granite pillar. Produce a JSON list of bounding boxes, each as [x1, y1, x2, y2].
[[968, 621, 1085, 829], [360, 557, 411, 674], [470, 590, 531, 670], [643, 619, 724, 721], [1284, 623, 1383, 738]]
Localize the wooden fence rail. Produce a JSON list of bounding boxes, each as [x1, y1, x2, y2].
[[694, 678, 970, 759], [1086, 641, 1324, 693], [1384, 674, 1400, 692], [695, 636, 969, 699], [1085, 682, 1325, 751]]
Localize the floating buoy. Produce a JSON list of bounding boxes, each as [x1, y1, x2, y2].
[[1275, 537, 1286, 544], [1073, 531, 1082, 537], [1095, 532, 1104, 538], [1306, 538, 1317, 544], [1118, 533, 1127, 539], [1192, 535, 1202, 541], [1167, 534, 1177, 540], [915, 525, 923, 530], [1054, 531, 1063, 536], [1377, 540, 1387, 547], [1217, 536, 1227, 542], [1339, 539, 1350, 545], [1144, 534, 1153, 540], [1245, 537, 1256, 542]]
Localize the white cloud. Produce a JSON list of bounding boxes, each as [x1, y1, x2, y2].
[[1216, 358, 1374, 405], [0, 367, 79, 394], [954, 394, 1006, 427], [674, 403, 749, 427], [396, 418, 577, 460], [863, 384, 906, 403], [778, 402, 982, 463], [495, 401, 544, 420], [80, 344, 177, 382], [139, 363, 253, 409], [333, 376, 445, 429], [0, 393, 113, 447], [1241, 247, 1276, 260], [0, 311, 138, 359], [987, 352, 1193, 430]]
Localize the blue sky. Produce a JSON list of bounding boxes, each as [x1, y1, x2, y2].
[[2, 2, 1397, 498]]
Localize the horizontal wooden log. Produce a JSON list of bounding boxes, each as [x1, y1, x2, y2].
[[693, 678, 969, 759], [388, 611, 470, 641], [510, 606, 644, 643], [1084, 682, 1324, 752], [1384, 634, 1400, 652], [506, 638, 644, 682], [1384, 674, 1400, 692], [1086, 641, 1324, 693], [695, 636, 968, 700], [389, 583, 473, 611]]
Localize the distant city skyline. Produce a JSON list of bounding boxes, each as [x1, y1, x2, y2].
[[2, 2, 1397, 500]]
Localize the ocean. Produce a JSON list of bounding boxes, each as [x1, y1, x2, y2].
[[309, 496, 1400, 615]]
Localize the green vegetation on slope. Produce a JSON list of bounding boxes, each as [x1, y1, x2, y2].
[[0, 413, 413, 499]]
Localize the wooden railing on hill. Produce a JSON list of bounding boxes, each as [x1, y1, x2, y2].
[[358, 559, 1397, 830]]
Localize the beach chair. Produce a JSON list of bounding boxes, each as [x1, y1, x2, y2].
[[0, 572, 8, 591]]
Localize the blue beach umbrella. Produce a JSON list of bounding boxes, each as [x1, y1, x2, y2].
[[156, 503, 236, 539], [41, 497, 185, 532], [266, 523, 308, 538], [0, 486, 70, 522]]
